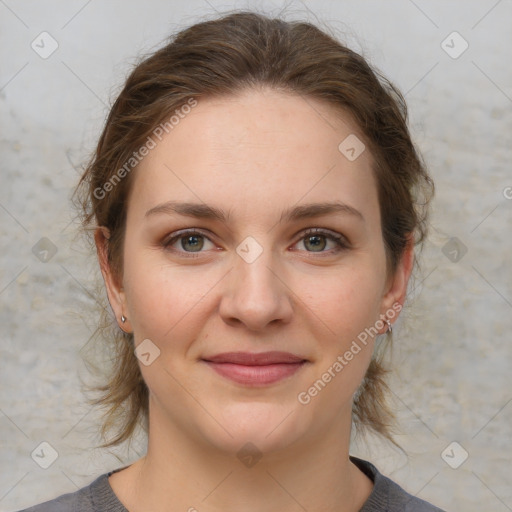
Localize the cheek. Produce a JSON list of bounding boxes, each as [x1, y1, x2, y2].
[[122, 246, 216, 346], [297, 270, 384, 412], [304, 264, 384, 340]]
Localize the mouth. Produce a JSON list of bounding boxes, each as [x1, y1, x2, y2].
[[201, 351, 308, 386]]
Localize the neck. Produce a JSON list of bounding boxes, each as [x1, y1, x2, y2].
[[109, 402, 373, 512]]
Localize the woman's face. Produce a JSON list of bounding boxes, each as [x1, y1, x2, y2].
[[101, 88, 412, 457]]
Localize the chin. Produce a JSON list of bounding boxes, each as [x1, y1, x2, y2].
[[196, 399, 309, 458]]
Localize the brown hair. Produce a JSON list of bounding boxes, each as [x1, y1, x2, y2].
[[75, 9, 434, 448]]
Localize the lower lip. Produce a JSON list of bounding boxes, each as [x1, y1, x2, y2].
[[203, 361, 306, 386]]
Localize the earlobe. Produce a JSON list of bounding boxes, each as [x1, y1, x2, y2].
[[94, 227, 131, 332]]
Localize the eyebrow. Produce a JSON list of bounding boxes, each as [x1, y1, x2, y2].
[[145, 200, 364, 223]]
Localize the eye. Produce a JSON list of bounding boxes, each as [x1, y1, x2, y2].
[[162, 229, 216, 256], [162, 227, 350, 258], [293, 228, 350, 254]]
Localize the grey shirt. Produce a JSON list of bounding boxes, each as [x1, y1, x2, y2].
[[17, 456, 446, 511]]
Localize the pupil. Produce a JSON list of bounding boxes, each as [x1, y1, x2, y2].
[[183, 235, 203, 251], [307, 235, 325, 251]]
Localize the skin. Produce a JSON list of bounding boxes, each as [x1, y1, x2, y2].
[[95, 87, 414, 512]]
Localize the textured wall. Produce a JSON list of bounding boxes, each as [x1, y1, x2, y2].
[[1, 1, 511, 511]]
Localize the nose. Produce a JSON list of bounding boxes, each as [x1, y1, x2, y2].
[[218, 246, 294, 331]]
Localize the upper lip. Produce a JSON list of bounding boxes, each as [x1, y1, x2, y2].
[[202, 351, 307, 365]]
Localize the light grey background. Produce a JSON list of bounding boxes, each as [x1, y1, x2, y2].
[[1, 1, 511, 511]]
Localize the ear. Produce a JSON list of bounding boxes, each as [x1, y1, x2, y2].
[[379, 234, 415, 331], [94, 227, 132, 333]]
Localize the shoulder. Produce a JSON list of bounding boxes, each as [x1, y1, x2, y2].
[[350, 456, 447, 512], [15, 470, 128, 512]]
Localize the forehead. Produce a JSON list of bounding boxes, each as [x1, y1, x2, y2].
[[129, 88, 379, 227]]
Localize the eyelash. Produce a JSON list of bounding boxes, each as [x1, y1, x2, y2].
[[162, 228, 350, 258]]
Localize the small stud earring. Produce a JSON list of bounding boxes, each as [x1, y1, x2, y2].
[[121, 315, 127, 323], [385, 319, 392, 333]]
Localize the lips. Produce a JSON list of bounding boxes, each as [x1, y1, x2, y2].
[[203, 351, 306, 365], [202, 351, 307, 386]]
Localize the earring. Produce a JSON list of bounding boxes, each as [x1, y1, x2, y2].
[[121, 315, 127, 323], [385, 319, 392, 333]]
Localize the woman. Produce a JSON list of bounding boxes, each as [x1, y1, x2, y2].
[[19, 10, 444, 512]]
